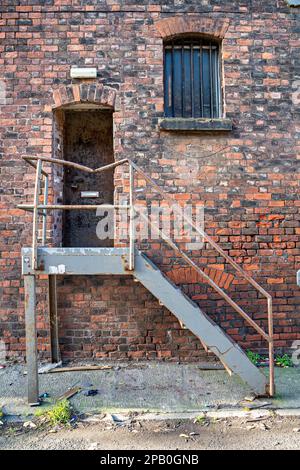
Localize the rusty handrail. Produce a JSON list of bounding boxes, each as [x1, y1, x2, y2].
[[137, 209, 270, 341], [130, 161, 272, 299], [23, 156, 127, 173], [129, 159, 274, 397], [20, 155, 274, 396]]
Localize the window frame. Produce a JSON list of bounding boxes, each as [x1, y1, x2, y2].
[[163, 36, 223, 120]]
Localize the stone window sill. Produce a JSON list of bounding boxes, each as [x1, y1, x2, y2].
[[159, 118, 233, 133]]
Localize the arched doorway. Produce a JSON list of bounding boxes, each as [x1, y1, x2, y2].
[[51, 84, 117, 248], [63, 108, 114, 247]]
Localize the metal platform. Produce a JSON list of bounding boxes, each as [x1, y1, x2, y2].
[[22, 247, 132, 275]]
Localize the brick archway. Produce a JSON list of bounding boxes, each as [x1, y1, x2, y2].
[[154, 16, 230, 40], [52, 83, 117, 110]]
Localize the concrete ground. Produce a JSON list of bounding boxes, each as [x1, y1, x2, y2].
[[1, 361, 300, 418], [1, 362, 300, 450], [1, 414, 300, 450]]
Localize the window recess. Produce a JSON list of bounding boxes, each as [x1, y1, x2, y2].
[[164, 38, 221, 119]]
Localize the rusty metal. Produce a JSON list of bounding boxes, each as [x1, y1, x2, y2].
[[94, 158, 128, 173], [130, 160, 275, 396], [23, 156, 128, 174], [138, 209, 270, 342], [18, 204, 130, 211], [23, 157, 48, 177], [23, 155, 94, 173]]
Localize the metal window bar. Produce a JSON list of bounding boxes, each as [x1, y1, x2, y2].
[[164, 39, 220, 118], [19, 155, 274, 396]]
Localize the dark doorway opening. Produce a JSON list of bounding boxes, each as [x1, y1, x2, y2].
[[63, 109, 114, 247]]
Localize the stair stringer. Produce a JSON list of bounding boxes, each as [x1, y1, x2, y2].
[[133, 252, 268, 396]]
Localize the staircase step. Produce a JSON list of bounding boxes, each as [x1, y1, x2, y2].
[[134, 252, 268, 396]]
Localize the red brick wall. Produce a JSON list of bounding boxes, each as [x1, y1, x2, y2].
[[0, 0, 299, 362]]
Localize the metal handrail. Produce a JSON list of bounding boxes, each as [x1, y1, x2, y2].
[[130, 160, 274, 396], [19, 155, 274, 396]]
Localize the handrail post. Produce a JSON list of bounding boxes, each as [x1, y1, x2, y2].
[[32, 159, 42, 270], [268, 296, 275, 397], [129, 162, 134, 271], [42, 175, 48, 246]]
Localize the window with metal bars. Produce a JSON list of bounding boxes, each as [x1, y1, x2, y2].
[[164, 38, 221, 119]]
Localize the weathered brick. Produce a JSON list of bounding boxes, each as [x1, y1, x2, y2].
[[0, 0, 299, 363]]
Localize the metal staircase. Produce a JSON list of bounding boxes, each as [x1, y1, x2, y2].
[[134, 252, 268, 395], [19, 156, 275, 404]]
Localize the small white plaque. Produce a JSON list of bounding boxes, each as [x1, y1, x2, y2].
[[81, 191, 99, 198], [70, 67, 97, 79]]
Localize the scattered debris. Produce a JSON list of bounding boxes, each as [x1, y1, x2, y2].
[[111, 414, 124, 424], [246, 424, 256, 430], [179, 433, 190, 439], [197, 364, 224, 371], [70, 416, 78, 425], [111, 414, 128, 426], [23, 421, 37, 429], [24, 362, 62, 375], [244, 395, 256, 402], [81, 414, 106, 423], [259, 422, 270, 431], [246, 416, 269, 423], [57, 386, 81, 401], [39, 362, 62, 374], [83, 389, 98, 397], [260, 360, 269, 367], [49, 365, 113, 373], [87, 442, 99, 450], [239, 401, 271, 410]]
